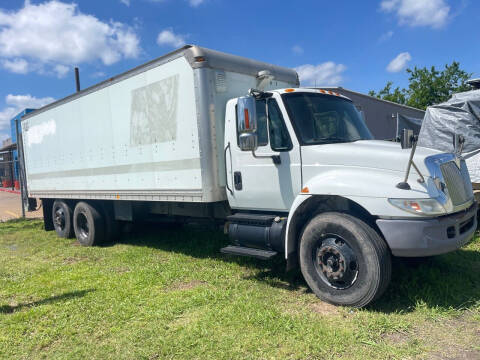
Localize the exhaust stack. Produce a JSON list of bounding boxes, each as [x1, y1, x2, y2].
[[75, 67, 81, 92]]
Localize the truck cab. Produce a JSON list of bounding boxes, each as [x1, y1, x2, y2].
[[223, 88, 477, 307]]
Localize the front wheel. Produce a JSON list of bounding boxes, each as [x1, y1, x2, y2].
[[299, 212, 391, 308]]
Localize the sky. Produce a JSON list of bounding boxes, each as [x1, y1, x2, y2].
[[0, 0, 478, 142]]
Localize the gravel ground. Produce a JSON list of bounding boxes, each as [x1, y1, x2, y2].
[[0, 190, 42, 222]]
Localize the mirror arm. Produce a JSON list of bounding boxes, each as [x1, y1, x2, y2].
[[411, 160, 425, 184], [251, 150, 281, 165], [396, 135, 418, 190]]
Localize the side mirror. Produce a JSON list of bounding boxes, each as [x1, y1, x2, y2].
[[238, 133, 258, 152], [237, 96, 258, 151], [400, 128, 414, 149]]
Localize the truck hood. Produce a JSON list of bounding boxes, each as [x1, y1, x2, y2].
[[301, 140, 442, 175]]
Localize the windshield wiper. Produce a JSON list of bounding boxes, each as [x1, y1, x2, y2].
[[314, 137, 353, 144]]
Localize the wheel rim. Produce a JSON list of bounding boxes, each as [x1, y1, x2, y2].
[[313, 235, 359, 290], [77, 212, 89, 240], [53, 207, 66, 231]]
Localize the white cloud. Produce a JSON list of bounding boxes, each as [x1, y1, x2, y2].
[[4, 94, 55, 111], [0, 132, 9, 143], [292, 45, 304, 55], [386, 52, 411, 72], [120, 0, 130, 5], [378, 30, 394, 43], [189, 0, 204, 6], [53, 64, 70, 78], [148, 0, 204, 6], [0, 107, 17, 138], [91, 71, 106, 78], [157, 29, 186, 48], [2, 58, 30, 74], [295, 62, 346, 87], [380, 0, 450, 28], [0, 94, 55, 138], [0, 1, 141, 76]]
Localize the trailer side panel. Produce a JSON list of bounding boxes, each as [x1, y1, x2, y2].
[[22, 56, 205, 202]]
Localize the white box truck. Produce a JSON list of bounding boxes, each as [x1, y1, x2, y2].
[[20, 45, 477, 307]]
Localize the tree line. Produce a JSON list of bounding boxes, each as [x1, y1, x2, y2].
[[368, 62, 472, 110]]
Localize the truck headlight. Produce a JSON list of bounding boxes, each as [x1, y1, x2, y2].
[[388, 198, 446, 216]]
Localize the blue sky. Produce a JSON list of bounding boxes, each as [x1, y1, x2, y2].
[[0, 0, 478, 141]]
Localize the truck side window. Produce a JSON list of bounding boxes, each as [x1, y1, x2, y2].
[[255, 99, 268, 146], [267, 99, 292, 151]]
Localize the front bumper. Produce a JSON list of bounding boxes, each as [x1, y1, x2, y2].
[[376, 202, 478, 257]]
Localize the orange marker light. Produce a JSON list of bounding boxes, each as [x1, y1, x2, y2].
[[284, 88, 295, 92], [301, 187, 310, 193], [244, 109, 250, 129]]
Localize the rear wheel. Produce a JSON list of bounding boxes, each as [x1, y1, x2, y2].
[[52, 200, 74, 238], [73, 202, 105, 246], [299, 212, 391, 308]]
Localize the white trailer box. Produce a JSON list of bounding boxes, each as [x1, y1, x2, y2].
[[21, 46, 298, 203]]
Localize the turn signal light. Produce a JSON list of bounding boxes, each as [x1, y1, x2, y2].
[[244, 109, 250, 129], [301, 187, 309, 193]]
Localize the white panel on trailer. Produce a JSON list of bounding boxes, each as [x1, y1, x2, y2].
[[23, 56, 202, 200]]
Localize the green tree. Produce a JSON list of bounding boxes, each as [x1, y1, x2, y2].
[[369, 62, 472, 110], [368, 81, 407, 105]]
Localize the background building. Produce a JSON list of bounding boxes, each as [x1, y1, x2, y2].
[[321, 87, 425, 140], [0, 109, 33, 188]]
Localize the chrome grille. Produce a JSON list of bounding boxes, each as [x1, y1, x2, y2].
[[440, 161, 473, 206]]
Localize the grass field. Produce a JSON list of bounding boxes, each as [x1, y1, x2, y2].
[[1, 219, 479, 359]]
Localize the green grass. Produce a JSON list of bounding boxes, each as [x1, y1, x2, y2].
[[1, 219, 479, 359]]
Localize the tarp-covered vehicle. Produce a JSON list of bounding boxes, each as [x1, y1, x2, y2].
[[418, 79, 480, 205]]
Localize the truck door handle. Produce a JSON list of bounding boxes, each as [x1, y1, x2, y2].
[[234, 171, 242, 190], [224, 143, 233, 195]]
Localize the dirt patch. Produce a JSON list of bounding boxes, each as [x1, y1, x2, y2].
[[382, 331, 409, 346], [382, 314, 480, 359], [63, 256, 88, 265], [418, 315, 480, 360], [167, 280, 207, 291], [310, 301, 340, 316], [0, 191, 42, 221]]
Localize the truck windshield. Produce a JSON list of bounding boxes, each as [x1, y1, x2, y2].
[[281, 93, 373, 145]]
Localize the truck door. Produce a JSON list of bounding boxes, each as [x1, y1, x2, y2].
[[224, 95, 302, 212]]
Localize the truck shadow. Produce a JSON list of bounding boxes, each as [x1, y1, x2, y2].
[[0, 289, 95, 314], [118, 223, 480, 314]]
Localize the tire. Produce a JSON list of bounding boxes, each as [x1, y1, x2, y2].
[[52, 200, 74, 238], [73, 202, 105, 246], [299, 212, 391, 308]]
